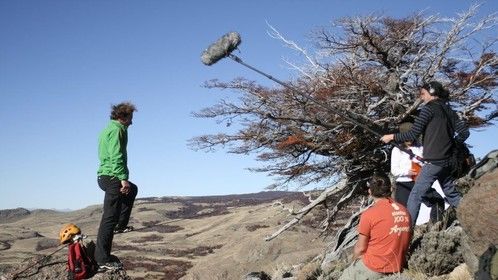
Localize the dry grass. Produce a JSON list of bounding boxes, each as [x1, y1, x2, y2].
[[294, 260, 322, 280], [0, 192, 326, 280], [122, 256, 193, 280], [401, 263, 472, 280], [130, 234, 163, 243], [245, 224, 270, 232]]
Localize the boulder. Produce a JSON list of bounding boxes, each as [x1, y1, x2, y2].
[[35, 238, 59, 251], [457, 168, 498, 256]]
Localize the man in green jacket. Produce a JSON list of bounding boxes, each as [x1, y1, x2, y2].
[[95, 102, 138, 271]]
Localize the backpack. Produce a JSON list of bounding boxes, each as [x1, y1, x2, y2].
[[438, 103, 476, 178], [67, 241, 97, 280], [450, 141, 476, 179]]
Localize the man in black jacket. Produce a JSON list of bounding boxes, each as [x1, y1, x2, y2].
[[381, 81, 469, 227]]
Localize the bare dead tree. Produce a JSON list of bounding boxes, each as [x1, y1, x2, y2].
[[191, 5, 498, 240]]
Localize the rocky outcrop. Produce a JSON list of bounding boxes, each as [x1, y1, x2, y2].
[[0, 255, 131, 280], [457, 167, 498, 278], [457, 168, 498, 257], [0, 256, 63, 280]]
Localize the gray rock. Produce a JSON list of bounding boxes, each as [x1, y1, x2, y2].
[[35, 238, 59, 251], [459, 230, 479, 274], [457, 168, 498, 256]]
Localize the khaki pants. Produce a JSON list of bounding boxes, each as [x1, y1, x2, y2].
[[338, 258, 385, 280]]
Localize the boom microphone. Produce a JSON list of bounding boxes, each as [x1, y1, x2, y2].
[[201, 32, 241, 66], [200, 31, 383, 136], [201, 31, 422, 162]]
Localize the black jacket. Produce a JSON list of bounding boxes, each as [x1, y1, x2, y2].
[[395, 99, 470, 161]]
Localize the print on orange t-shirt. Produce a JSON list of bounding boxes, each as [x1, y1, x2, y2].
[[358, 198, 411, 273]]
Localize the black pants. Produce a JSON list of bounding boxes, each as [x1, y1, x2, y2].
[[394, 181, 445, 223], [94, 175, 137, 264]]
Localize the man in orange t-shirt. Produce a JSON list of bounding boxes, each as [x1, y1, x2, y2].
[[339, 174, 412, 279]]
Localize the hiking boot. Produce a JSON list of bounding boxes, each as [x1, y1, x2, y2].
[[98, 261, 123, 272], [113, 226, 133, 234]]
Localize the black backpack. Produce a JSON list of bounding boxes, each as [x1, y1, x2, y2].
[[450, 141, 476, 178], [440, 104, 475, 178]]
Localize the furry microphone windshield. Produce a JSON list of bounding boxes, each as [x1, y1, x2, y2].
[[199, 30, 416, 161], [201, 32, 241, 66]]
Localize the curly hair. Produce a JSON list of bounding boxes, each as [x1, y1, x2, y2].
[[367, 173, 392, 198], [110, 102, 137, 120]]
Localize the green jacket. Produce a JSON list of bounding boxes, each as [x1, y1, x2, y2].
[[97, 120, 129, 180]]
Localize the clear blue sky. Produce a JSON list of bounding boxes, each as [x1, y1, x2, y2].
[[1, 1, 496, 210]]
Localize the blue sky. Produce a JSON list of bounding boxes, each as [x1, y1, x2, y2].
[[1, 1, 497, 210]]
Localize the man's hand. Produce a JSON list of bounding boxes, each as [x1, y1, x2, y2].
[[380, 134, 394, 144], [120, 180, 130, 195], [353, 234, 368, 259]]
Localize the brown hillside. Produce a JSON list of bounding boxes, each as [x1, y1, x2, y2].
[[0, 192, 327, 280]]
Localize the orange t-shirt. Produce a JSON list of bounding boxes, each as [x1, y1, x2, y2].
[[358, 198, 411, 273]]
